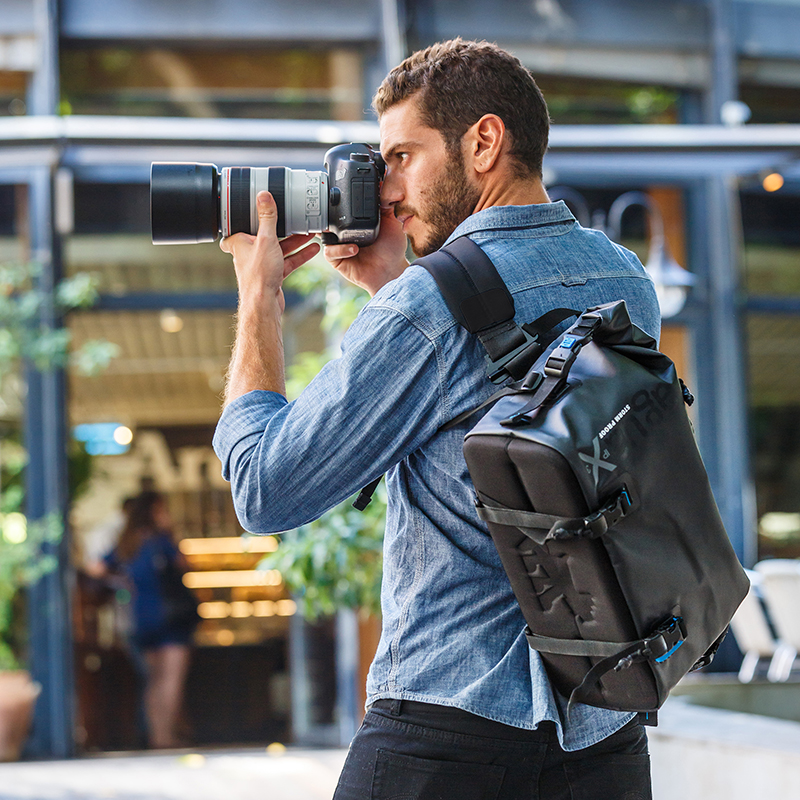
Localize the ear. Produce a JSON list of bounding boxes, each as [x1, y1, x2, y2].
[[465, 114, 506, 175]]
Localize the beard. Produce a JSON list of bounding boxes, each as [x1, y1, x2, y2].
[[399, 149, 482, 258]]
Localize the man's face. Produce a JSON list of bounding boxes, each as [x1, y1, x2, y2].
[[379, 97, 481, 257]]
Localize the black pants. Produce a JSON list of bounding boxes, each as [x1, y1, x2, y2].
[[333, 699, 652, 800]]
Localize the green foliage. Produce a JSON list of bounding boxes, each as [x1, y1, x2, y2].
[[264, 256, 386, 618], [0, 513, 62, 670], [259, 482, 387, 620], [0, 259, 117, 669], [0, 261, 121, 384]]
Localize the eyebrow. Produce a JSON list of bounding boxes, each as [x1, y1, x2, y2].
[[381, 141, 416, 160]]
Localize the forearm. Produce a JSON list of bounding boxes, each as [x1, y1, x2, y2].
[[224, 293, 286, 405], [213, 304, 443, 534], [220, 191, 319, 405]]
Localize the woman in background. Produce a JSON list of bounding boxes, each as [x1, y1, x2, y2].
[[102, 491, 197, 749]]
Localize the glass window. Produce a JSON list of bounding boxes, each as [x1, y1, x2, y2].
[[0, 185, 25, 422], [534, 76, 680, 125], [741, 81, 800, 125], [742, 191, 800, 296], [67, 183, 237, 294], [748, 314, 800, 558], [0, 71, 27, 117], [60, 46, 365, 120], [0, 184, 20, 244], [744, 191, 800, 558]]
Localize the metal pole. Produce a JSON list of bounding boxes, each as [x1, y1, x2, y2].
[[28, 0, 59, 116], [335, 608, 359, 746], [381, 0, 406, 73], [24, 164, 75, 759], [690, 175, 756, 568], [707, 0, 737, 124], [23, 0, 74, 760]]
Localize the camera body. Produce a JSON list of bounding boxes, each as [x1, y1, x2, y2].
[[150, 143, 384, 246]]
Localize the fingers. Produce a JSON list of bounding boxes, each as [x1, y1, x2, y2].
[[255, 191, 278, 241], [219, 231, 253, 255], [323, 244, 359, 265], [220, 193, 321, 280], [283, 241, 321, 278], [280, 232, 317, 254]]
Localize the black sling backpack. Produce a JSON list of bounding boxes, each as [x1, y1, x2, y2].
[[358, 236, 750, 718]]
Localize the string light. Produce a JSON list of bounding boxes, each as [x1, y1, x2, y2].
[[179, 536, 278, 555], [182, 569, 282, 589], [197, 599, 296, 619]]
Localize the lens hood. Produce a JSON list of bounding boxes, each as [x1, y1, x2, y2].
[[151, 163, 220, 245]]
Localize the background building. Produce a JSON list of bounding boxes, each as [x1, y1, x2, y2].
[[2, 0, 800, 758]]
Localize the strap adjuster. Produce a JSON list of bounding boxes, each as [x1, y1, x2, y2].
[[542, 314, 601, 380], [552, 486, 633, 539], [645, 616, 687, 663], [486, 328, 540, 384]]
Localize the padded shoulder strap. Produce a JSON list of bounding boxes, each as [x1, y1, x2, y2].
[[417, 237, 535, 378], [417, 237, 577, 384], [416, 236, 516, 335]]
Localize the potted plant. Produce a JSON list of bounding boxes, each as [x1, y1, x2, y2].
[[0, 498, 59, 761], [0, 260, 117, 760]]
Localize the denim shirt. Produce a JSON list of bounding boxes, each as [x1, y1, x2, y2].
[[213, 201, 661, 751]]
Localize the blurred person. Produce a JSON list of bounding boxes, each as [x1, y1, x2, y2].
[[214, 39, 660, 799], [81, 495, 135, 567], [94, 490, 197, 749]]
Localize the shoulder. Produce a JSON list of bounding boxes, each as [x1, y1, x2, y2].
[[359, 263, 459, 342]]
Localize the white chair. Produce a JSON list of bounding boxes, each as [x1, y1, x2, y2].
[[729, 569, 778, 682], [754, 559, 800, 682]]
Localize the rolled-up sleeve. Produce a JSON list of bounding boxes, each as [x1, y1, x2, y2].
[[212, 304, 446, 533]]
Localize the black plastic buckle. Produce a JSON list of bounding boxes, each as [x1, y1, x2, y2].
[[543, 313, 602, 379], [582, 486, 633, 538], [644, 617, 687, 663], [543, 335, 581, 379], [487, 328, 539, 384]]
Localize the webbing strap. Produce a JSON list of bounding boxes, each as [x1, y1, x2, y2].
[[525, 629, 638, 658], [527, 616, 686, 716], [418, 237, 578, 384], [476, 488, 633, 543], [353, 476, 382, 510]]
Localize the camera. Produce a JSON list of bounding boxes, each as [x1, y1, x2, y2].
[[150, 143, 384, 246]]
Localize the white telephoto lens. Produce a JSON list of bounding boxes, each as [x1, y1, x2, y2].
[[219, 167, 328, 238]]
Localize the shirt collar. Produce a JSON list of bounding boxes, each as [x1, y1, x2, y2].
[[443, 200, 576, 247]]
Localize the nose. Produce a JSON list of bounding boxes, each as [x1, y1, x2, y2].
[[380, 165, 402, 208]]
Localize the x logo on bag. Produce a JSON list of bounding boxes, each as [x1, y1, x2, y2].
[[578, 436, 617, 486]]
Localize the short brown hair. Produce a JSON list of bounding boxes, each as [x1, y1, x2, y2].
[[373, 38, 550, 178]]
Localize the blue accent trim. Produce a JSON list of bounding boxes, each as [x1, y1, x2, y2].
[[561, 336, 577, 349], [655, 639, 684, 663]]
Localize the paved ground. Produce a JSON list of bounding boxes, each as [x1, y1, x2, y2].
[[0, 746, 349, 800]]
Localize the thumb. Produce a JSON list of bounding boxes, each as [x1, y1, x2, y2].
[[256, 191, 278, 238]]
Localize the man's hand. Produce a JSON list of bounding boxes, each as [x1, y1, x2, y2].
[[220, 191, 320, 405], [324, 205, 409, 296], [220, 191, 320, 315]]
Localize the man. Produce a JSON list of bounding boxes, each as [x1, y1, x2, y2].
[[214, 39, 659, 799]]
